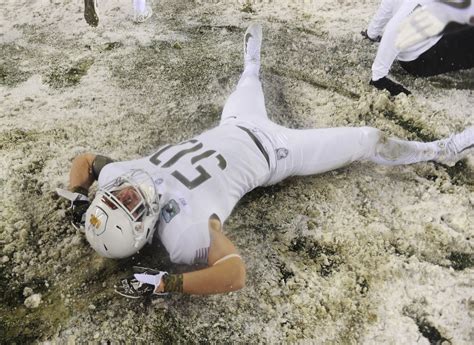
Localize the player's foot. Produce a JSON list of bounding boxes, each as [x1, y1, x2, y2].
[[134, 6, 153, 23], [244, 23, 262, 68], [114, 275, 155, 299], [437, 127, 474, 162], [84, 0, 99, 27]]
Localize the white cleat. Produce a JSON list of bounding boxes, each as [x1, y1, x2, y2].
[[134, 6, 153, 23], [437, 126, 474, 162], [244, 23, 263, 68], [449, 126, 474, 154]]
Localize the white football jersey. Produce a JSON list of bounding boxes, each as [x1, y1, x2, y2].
[[98, 123, 270, 264], [369, 0, 442, 80]]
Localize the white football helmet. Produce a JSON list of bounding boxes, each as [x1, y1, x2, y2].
[[85, 169, 161, 259]]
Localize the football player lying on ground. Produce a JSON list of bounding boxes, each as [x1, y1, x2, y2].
[[362, 0, 474, 96], [58, 23, 474, 298], [396, 0, 474, 50]]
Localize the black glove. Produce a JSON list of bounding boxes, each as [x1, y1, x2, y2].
[[56, 187, 90, 230], [361, 30, 381, 42], [370, 77, 411, 96], [71, 198, 90, 228]]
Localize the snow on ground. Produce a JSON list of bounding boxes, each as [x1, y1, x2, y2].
[[1, 0, 473, 343]]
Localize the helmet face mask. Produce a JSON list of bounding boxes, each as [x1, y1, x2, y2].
[[85, 170, 160, 259]]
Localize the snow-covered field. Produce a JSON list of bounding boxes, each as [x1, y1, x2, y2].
[[1, 0, 473, 343]]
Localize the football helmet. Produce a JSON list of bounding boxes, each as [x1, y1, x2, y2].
[[85, 169, 160, 258]]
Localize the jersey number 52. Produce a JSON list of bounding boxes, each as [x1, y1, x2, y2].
[[149, 139, 227, 190]]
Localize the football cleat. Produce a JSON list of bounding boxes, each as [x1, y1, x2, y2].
[[447, 126, 474, 154], [134, 6, 153, 23], [84, 0, 99, 27], [436, 127, 474, 162], [244, 23, 262, 67], [114, 275, 155, 299]]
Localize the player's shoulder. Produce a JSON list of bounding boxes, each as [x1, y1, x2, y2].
[[157, 197, 213, 264]]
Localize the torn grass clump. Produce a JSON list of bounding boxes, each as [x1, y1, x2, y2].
[[46, 58, 95, 89], [448, 251, 474, 270], [0, 44, 31, 86], [241, 1, 255, 13]]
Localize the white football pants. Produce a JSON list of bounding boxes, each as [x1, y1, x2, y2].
[[220, 70, 444, 186]]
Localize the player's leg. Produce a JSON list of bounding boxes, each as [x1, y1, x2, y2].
[[266, 126, 474, 183], [84, 0, 99, 27], [133, 0, 153, 23], [220, 24, 268, 125]]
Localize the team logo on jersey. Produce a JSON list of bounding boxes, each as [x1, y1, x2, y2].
[[161, 199, 180, 223], [276, 148, 289, 160]]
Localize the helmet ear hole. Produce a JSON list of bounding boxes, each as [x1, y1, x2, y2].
[[103, 244, 108, 251]]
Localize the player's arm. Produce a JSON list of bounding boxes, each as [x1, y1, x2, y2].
[[57, 153, 113, 229], [369, 5, 412, 96], [69, 153, 114, 191], [69, 153, 97, 192], [363, 0, 395, 42], [156, 218, 246, 295]]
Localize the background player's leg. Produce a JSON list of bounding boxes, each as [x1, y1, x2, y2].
[[220, 23, 268, 124], [399, 26, 474, 77]]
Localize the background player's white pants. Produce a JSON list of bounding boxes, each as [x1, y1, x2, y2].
[[221, 71, 443, 186]]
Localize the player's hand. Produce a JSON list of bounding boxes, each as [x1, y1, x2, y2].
[[370, 77, 411, 96], [361, 29, 381, 42], [56, 188, 90, 230], [134, 271, 168, 294]]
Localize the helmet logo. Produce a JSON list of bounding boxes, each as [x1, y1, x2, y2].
[[90, 214, 102, 229]]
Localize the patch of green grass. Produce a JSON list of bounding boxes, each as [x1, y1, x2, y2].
[[46, 58, 95, 89], [445, 159, 474, 186], [0, 288, 70, 343], [448, 251, 474, 270], [241, 1, 255, 13], [0, 44, 31, 86], [289, 235, 343, 277], [382, 110, 437, 142]]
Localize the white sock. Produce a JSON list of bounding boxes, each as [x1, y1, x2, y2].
[[369, 138, 444, 165], [133, 0, 146, 14]]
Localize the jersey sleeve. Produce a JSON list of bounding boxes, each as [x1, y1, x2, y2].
[[367, 0, 397, 39], [92, 155, 114, 180], [167, 221, 211, 265], [371, 2, 419, 80]]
